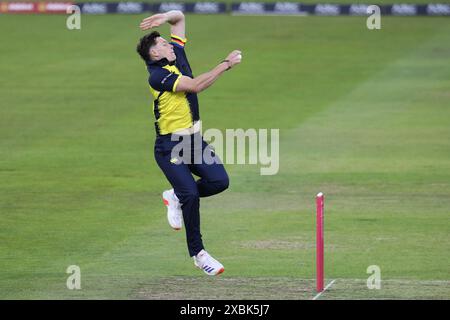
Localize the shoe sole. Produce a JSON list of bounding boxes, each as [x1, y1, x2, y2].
[[163, 195, 182, 231], [194, 264, 225, 276], [216, 267, 225, 275]]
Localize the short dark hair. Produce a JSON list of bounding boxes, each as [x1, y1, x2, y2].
[[136, 31, 161, 64]]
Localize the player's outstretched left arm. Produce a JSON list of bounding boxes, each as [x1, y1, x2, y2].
[[175, 50, 242, 94], [140, 10, 185, 39]]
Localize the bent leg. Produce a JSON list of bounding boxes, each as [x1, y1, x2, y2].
[[155, 147, 204, 257], [190, 139, 230, 198]]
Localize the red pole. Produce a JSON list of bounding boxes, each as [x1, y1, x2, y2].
[[316, 192, 324, 292]]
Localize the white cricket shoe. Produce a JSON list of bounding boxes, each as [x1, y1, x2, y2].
[[193, 250, 225, 276], [162, 189, 182, 230]]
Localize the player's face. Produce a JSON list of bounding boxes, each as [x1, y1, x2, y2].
[[152, 37, 176, 62]]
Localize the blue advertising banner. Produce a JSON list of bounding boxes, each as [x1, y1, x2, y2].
[[75, 2, 228, 14], [230, 2, 450, 16], [1, 2, 449, 16], [151, 2, 227, 14], [76, 2, 151, 14]]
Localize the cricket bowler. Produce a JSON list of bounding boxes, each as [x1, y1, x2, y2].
[[136, 10, 242, 275]]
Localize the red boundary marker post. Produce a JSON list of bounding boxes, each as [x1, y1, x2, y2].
[[316, 192, 324, 292]]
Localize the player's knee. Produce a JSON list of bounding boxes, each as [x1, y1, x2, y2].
[[215, 177, 229, 193], [181, 188, 200, 202]]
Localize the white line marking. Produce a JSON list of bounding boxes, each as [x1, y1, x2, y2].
[[312, 279, 336, 300]]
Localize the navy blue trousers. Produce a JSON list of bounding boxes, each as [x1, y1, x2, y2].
[[154, 132, 229, 257]]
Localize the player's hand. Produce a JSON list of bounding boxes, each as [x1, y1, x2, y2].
[[140, 13, 168, 31], [225, 50, 242, 69]]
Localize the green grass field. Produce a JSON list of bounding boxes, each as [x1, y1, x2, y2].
[[0, 12, 449, 300]]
